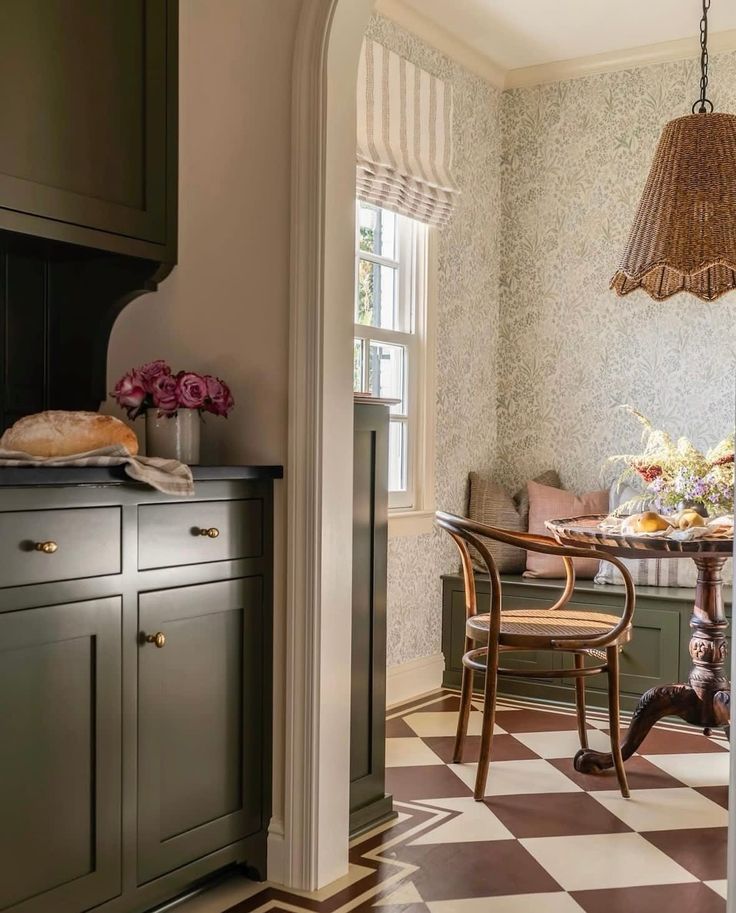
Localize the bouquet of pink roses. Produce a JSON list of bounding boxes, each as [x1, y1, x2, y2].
[[113, 360, 234, 420]]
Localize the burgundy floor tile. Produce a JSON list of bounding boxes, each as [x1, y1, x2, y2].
[[571, 882, 725, 913], [487, 792, 632, 838], [494, 708, 587, 732], [423, 734, 539, 763], [548, 755, 686, 791], [391, 840, 561, 900], [402, 694, 470, 714], [385, 716, 416, 738], [641, 826, 728, 881], [697, 785, 729, 809], [385, 764, 472, 800], [622, 726, 728, 755]]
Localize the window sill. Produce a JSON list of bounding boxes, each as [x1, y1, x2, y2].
[[388, 509, 436, 538]]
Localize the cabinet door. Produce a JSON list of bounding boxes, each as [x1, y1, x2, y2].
[[0, 0, 171, 246], [0, 598, 121, 913], [137, 577, 263, 883]]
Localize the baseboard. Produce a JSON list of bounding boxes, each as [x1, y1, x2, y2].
[[386, 652, 445, 707], [266, 816, 286, 885]]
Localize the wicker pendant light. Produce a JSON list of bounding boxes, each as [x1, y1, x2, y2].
[[611, 0, 736, 301]]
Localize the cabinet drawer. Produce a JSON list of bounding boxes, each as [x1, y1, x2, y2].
[[138, 499, 263, 570], [0, 507, 121, 588]]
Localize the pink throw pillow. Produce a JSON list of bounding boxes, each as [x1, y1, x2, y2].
[[524, 480, 608, 579]]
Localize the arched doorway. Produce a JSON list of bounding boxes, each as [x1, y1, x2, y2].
[[279, 0, 374, 893]]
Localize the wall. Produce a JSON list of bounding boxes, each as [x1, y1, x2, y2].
[[365, 15, 502, 668], [498, 53, 736, 494], [107, 0, 299, 467]]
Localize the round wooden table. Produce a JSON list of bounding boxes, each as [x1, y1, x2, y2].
[[546, 514, 732, 773]]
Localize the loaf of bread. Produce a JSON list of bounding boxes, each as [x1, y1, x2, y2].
[[0, 411, 138, 457]]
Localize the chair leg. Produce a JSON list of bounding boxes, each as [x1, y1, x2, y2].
[[453, 636, 475, 763], [474, 638, 499, 801], [574, 652, 589, 751], [607, 646, 630, 799]]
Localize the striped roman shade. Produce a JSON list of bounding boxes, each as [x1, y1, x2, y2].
[[356, 39, 459, 227]]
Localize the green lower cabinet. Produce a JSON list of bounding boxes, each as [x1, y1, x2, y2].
[[442, 574, 718, 713], [0, 598, 122, 913], [137, 578, 264, 884]]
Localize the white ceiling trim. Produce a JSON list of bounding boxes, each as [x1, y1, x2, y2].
[[505, 28, 736, 89], [373, 0, 506, 88], [374, 0, 736, 91]]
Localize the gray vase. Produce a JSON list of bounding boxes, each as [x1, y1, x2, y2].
[[145, 409, 201, 464]]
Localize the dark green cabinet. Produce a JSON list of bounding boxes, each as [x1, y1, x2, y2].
[[442, 574, 729, 713], [0, 597, 122, 913], [0, 467, 279, 913], [0, 0, 177, 261], [350, 401, 393, 836], [137, 578, 264, 883]]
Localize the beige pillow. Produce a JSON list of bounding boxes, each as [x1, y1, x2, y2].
[[467, 472, 525, 573], [524, 480, 608, 579]]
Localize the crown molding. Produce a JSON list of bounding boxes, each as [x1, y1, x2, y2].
[[505, 28, 736, 89], [373, 0, 505, 88], [373, 0, 736, 91]]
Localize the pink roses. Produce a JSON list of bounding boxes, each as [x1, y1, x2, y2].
[[112, 361, 234, 419]]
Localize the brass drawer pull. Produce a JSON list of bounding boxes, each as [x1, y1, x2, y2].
[[195, 527, 220, 539], [145, 632, 166, 648], [34, 541, 58, 554]]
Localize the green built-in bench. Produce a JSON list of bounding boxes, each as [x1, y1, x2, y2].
[[442, 574, 733, 713]]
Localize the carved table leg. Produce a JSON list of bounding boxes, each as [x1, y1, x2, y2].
[[575, 555, 730, 774]]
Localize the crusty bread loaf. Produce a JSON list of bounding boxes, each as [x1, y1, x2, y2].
[[1, 411, 138, 457]]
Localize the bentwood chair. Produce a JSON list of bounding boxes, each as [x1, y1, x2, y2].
[[436, 511, 636, 801]]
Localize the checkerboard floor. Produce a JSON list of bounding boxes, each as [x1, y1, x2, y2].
[[209, 690, 729, 913]]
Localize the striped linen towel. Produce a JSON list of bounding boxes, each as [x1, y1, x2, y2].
[[0, 444, 194, 496]]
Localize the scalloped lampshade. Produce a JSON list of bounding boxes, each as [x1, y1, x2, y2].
[[611, 112, 736, 301]]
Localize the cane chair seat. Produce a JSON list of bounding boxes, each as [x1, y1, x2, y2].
[[467, 608, 632, 648]]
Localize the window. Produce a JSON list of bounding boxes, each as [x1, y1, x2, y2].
[[354, 201, 434, 517]]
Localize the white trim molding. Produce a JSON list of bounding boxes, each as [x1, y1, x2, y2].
[[388, 510, 435, 538], [373, 0, 736, 91], [386, 653, 446, 707], [373, 0, 505, 88], [278, 0, 373, 892]]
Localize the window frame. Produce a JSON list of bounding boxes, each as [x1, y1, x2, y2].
[[354, 201, 436, 528]]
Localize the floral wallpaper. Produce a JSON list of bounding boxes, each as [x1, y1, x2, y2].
[[497, 53, 736, 495], [366, 16, 502, 667]]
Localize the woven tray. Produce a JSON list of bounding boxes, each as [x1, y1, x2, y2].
[[546, 515, 733, 559]]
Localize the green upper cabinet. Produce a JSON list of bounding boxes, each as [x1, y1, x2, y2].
[[0, 0, 177, 262]]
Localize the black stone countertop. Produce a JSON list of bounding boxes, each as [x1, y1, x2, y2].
[[0, 464, 283, 486]]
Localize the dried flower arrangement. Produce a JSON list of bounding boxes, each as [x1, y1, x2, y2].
[[608, 406, 734, 517]]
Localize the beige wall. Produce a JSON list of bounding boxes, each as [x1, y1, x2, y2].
[[107, 0, 301, 467]]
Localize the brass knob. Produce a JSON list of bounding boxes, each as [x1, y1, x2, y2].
[[196, 527, 220, 538], [145, 632, 166, 648], [34, 541, 58, 554]]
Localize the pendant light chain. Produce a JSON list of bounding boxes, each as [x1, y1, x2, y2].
[[694, 0, 714, 113]]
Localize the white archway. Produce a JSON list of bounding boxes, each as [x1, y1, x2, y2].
[[277, 0, 374, 892]]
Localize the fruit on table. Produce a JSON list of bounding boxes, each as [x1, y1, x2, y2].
[[622, 511, 671, 534], [675, 509, 706, 530]]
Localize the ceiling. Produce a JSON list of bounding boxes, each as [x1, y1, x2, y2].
[[397, 0, 736, 71]]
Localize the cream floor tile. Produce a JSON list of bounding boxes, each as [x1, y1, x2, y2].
[[643, 751, 731, 787], [427, 892, 586, 913], [404, 711, 505, 738], [449, 758, 582, 797], [513, 728, 612, 759], [173, 874, 265, 913], [385, 737, 443, 767], [409, 796, 513, 844], [375, 881, 424, 905], [590, 787, 728, 831], [705, 879, 728, 899], [520, 832, 698, 891]]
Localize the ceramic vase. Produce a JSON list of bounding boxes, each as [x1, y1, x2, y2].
[[145, 409, 201, 464]]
